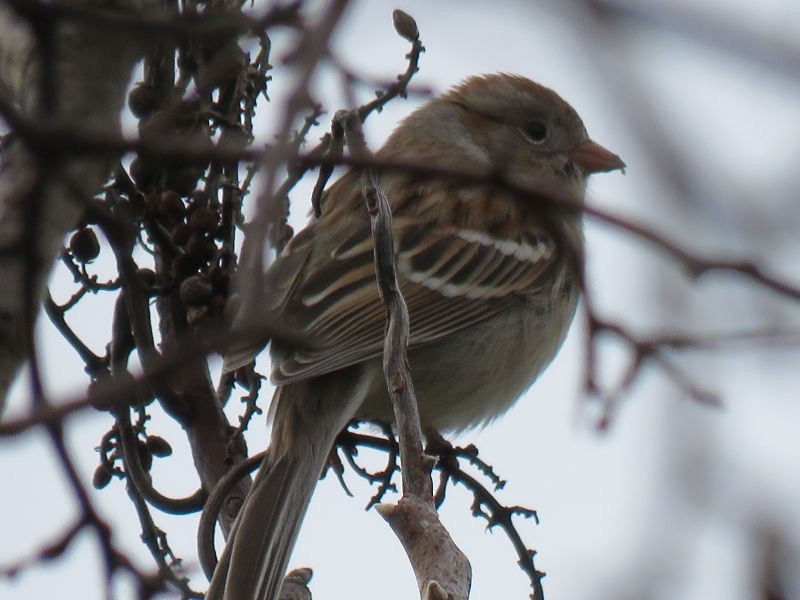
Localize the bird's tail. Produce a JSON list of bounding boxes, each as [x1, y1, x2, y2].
[[208, 369, 370, 600], [224, 452, 320, 600]]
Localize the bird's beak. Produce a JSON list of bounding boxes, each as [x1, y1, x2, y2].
[[569, 139, 626, 175]]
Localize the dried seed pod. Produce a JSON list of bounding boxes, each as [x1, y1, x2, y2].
[[171, 222, 191, 247], [139, 109, 179, 141], [277, 223, 294, 247], [146, 436, 173, 458], [128, 84, 159, 119], [87, 379, 108, 412], [173, 98, 202, 128], [92, 464, 114, 489], [188, 207, 220, 234], [69, 227, 101, 263], [165, 165, 203, 197], [137, 268, 157, 292], [172, 253, 201, 281], [159, 190, 185, 227], [129, 156, 158, 190], [180, 274, 213, 306], [197, 41, 243, 89], [186, 234, 216, 263]]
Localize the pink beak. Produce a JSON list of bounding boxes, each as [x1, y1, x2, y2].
[[569, 139, 626, 175]]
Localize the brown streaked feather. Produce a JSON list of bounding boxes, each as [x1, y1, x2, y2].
[[270, 214, 557, 384], [260, 230, 315, 312]]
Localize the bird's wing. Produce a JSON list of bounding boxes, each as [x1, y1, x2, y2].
[[270, 215, 560, 384]]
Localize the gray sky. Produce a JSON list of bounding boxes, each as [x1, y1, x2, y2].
[[2, 1, 800, 599]]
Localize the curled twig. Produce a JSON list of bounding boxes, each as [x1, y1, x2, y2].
[[197, 452, 267, 580]]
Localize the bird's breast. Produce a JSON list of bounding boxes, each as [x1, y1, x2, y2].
[[356, 280, 578, 432]]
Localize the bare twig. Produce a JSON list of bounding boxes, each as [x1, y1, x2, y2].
[[356, 10, 426, 122], [239, 0, 350, 274], [584, 0, 800, 79], [43, 292, 108, 376], [338, 84, 472, 597], [197, 451, 266, 579], [336, 422, 399, 509]]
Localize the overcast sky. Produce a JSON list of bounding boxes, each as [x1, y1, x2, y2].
[[2, 1, 800, 599]]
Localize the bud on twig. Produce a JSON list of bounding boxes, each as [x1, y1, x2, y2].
[[393, 10, 419, 42]]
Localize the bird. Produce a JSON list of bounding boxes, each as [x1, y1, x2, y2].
[[206, 73, 625, 600]]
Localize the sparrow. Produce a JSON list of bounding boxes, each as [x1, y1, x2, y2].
[[207, 73, 625, 600]]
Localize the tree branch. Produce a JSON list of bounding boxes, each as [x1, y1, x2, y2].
[[338, 88, 472, 597]]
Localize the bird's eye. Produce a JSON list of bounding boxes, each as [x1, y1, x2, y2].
[[522, 120, 548, 143]]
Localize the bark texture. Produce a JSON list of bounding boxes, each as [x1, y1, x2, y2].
[[0, 0, 158, 407]]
